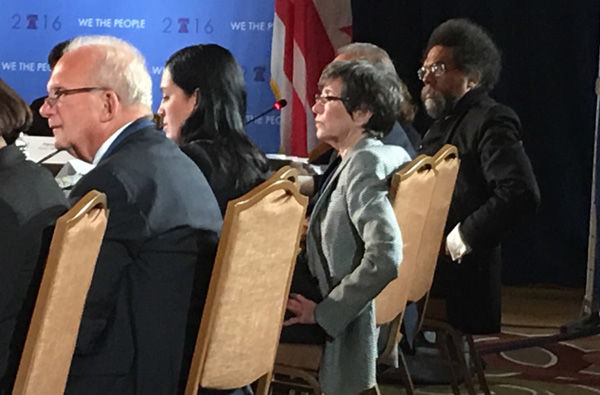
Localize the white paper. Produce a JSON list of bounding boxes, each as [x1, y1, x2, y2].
[[20, 134, 76, 165]]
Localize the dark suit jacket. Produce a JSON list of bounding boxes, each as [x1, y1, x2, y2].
[[420, 88, 540, 334], [181, 139, 269, 215], [66, 119, 222, 394], [383, 122, 417, 158], [0, 145, 67, 393]]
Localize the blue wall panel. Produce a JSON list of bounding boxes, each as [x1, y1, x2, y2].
[[0, 1, 280, 152]]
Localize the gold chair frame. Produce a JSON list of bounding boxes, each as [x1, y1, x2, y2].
[[13, 190, 108, 395], [417, 146, 491, 395], [375, 155, 436, 394], [185, 168, 307, 395]]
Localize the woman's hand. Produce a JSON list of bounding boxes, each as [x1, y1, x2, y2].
[[283, 293, 317, 326]]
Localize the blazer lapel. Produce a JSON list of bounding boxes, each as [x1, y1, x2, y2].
[[309, 138, 369, 218], [309, 137, 375, 224], [310, 158, 346, 220]]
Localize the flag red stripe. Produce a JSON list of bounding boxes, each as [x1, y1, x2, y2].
[[294, 0, 335, 104], [272, 0, 352, 156]]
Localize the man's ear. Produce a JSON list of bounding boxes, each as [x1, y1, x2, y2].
[[352, 108, 373, 128], [99, 90, 120, 122], [467, 71, 482, 90]]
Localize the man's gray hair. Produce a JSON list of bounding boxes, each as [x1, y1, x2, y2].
[[66, 35, 152, 109], [336, 42, 397, 74], [336, 42, 416, 123]]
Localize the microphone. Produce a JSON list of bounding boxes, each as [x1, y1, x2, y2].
[[246, 99, 287, 125]]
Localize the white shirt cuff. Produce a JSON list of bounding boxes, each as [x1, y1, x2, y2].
[[446, 223, 471, 262]]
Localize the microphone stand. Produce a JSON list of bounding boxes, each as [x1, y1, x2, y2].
[[246, 100, 287, 125]]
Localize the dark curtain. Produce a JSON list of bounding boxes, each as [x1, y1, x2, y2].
[[352, 0, 600, 286]]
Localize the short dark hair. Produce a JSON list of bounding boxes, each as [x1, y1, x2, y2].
[[48, 39, 71, 69], [0, 78, 32, 145], [426, 18, 501, 91], [318, 60, 402, 137]]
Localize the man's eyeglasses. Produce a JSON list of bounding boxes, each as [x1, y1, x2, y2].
[[44, 87, 107, 106], [314, 94, 348, 105], [417, 62, 455, 81]]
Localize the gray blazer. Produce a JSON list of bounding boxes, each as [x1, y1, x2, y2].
[[306, 136, 410, 394]]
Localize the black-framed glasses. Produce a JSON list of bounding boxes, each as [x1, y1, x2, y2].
[[314, 93, 348, 105], [45, 87, 107, 106], [417, 62, 455, 81]]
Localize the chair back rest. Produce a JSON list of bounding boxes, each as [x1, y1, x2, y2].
[[375, 155, 436, 325], [308, 142, 332, 164], [409, 144, 460, 303], [270, 165, 300, 186], [13, 190, 108, 395], [185, 174, 308, 394]]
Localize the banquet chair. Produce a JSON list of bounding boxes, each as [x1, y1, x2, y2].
[[184, 171, 307, 395], [414, 146, 490, 395], [12, 190, 108, 395], [411, 145, 460, 327], [270, 165, 300, 185], [375, 155, 436, 394], [272, 155, 438, 395], [307, 142, 332, 164]]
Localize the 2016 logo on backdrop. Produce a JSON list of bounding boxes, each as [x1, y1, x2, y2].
[[162, 17, 213, 34], [12, 14, 61, 31]]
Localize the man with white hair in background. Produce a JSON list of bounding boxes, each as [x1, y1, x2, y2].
[[40, 35, 222, 394]]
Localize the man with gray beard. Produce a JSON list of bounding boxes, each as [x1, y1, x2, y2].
[[418, 19, 540, 335]]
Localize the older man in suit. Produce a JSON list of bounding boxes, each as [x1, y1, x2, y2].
[[40, 36, 222, 394]]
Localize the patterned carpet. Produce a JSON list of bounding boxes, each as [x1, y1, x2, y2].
[[380, 286, 600, 394], [478, 328, 600, 394], [380, 331, 600, 394]]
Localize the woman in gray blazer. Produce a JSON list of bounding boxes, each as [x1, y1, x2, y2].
[[283, 61, 411, 394]]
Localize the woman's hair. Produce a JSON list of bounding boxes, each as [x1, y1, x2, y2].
[[166, 44, 246, 143], [0, 78, 32, 145], [319, 60, 403, 138], [165, 44, 268, 185]]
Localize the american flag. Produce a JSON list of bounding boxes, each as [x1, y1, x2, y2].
[[270, 0, 352, 157]]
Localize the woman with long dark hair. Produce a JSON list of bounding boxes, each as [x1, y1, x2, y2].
[[158, 44, 269, 214]]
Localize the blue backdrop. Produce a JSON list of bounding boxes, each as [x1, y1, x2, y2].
[[0, 1, 280, 153]]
